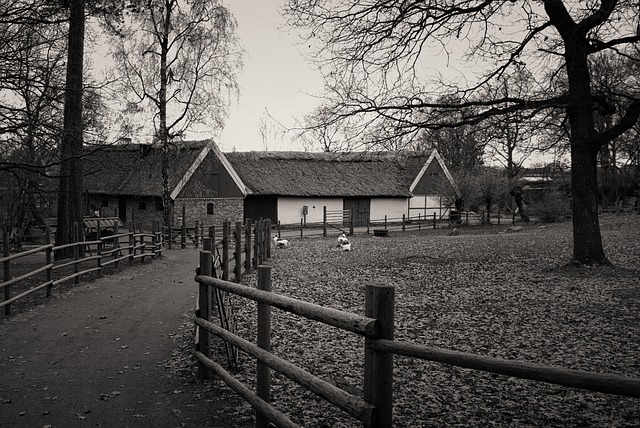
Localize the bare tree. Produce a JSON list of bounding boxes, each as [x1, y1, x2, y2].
[[112, 0, 242, 227], [481, 67, 540, 180], [284, 0, 640, 265]]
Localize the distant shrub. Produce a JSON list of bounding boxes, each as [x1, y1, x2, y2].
[[531, 191, 570, 223]]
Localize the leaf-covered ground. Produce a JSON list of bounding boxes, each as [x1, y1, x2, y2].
[[214, 215, 640, 427]]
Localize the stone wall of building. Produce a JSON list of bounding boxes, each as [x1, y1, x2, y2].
[[173, 197, 244, 228]]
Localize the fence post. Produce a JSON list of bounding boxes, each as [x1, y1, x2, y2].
[[384, 215, 388, 230], [181, 206, 186, 249], [256, 265, 272, 428], [73, 222, 80, 284], [323, 206, 327, 237], [418, 213, 421, 231], [139, 231, 146, 263], [364, 283, 395, 428], [300, 218, 303, 239], [3, 231, 11, 315], [245, 219, 252, 273], [222, 220, 229, 281], [114, 223, 120, 270], [197, 250, 212, 381], [265, 219, 272, 260], [402, 214, 405, 232], [433, 212, 436, 230], [97, 237, 103, 276], [45, 227, 53, 296], [151, 221, 157, 258], [203, 237, 212, 252], [253, 221, 258, 269], [195, 220, 200, 249], [156, 221, 163, 257], [278, 220, 281, 238], [234, 221, 242, 283], [128, 221, 134, 264]]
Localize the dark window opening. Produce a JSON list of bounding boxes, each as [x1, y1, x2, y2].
[[101, 199, 109, 207], [138, 202, 147, 210], [207, 203, 214, 215]]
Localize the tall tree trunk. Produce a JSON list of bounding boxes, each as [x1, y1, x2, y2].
[[56, 0, 85, 257], [159, 3, 171, 230], [571, 143, 607, 264], [56, 0, 85, 258], [565, 38, 610, 265]]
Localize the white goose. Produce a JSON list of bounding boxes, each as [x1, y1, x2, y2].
[[338, 233, 349, 245], [338, 233, 352, 251], [273, 236, 289, 248]]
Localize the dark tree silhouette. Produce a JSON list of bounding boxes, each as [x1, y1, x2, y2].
[[284, 0, 640, 265]]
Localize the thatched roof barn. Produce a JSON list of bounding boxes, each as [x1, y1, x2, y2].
[[80, 140, 457, 228], [83, 141, 208, 198], [224, 151, 413, 198]]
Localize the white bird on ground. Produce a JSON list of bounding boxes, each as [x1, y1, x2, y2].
[[338, 233, 349, 246], [273, 236, 289, 248]]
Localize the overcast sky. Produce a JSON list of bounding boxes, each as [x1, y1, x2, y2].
[[217, 1, 322, 152]]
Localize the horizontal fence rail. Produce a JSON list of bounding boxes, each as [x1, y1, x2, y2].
[[194, 251, 640, 427], [1, 220, 163, 315], [369, 339, 640, 399], [194, 255, 393, 428]]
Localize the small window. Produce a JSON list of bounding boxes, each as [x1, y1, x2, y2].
[[156, 202, 163, 211], [138, 201, 147, 210], [206, 203, 214, 215], [101, 199, 109, 207]]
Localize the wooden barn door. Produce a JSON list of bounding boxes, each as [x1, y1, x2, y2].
[[343, 198, 370, 227], [244, 196, 278, 223]]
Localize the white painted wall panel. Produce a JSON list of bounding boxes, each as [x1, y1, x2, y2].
[[277, 197, 343, 225], [370, 198, 408, 221]]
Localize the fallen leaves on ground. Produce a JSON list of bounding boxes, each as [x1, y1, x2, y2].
[[211, 216, 640, 427]]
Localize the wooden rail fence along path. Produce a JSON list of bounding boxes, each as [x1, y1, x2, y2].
[[1, 220, 163, 316], [193, 253, 640, 427]]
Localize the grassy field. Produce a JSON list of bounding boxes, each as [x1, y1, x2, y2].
[[224, 214, 640, 427]]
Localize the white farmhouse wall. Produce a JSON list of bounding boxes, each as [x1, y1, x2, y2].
[[370, 198, 408, 221], [277, 197, 343, 225]]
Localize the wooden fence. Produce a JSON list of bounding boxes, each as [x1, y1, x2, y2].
[[1, 220, 163, 316], [194, 219, 272, 370], [193, 258, 640, 428], [167, 205, 524, 250]]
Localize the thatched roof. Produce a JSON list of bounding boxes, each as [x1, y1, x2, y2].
[[83, 140, 210, 197], [82, 142, 445, 199], [224, 151, 422, 197]]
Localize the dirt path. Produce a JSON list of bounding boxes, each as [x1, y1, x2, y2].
[[0, 249, 252, 428]]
